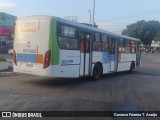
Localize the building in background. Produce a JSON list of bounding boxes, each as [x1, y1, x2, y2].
[[0, 12, 17, 53], [151, 40, 160, 52], [0, 12, 17, 41]]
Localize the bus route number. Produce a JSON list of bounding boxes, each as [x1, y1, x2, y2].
[[61, 60, 73, 65]]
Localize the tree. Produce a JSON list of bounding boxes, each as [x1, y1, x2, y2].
[[154, 32, 160, 42], [122, 20, 160, 45]]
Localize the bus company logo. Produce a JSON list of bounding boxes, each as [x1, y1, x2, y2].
[[2, 112, 11, 117], [27, 41, 31, 47]]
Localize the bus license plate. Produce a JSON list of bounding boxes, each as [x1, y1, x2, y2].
[[26, 63, 33, 67]]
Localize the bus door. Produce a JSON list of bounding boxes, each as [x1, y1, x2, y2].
[[109, 36, 118, 72], [79, 31, 92, 76], [136, 42, 141, 67]]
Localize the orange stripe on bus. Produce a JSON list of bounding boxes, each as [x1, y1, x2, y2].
[[37, 54, 43, 64]]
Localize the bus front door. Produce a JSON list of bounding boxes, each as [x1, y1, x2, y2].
[[136, 42, 141, 67], [80, 32, 91, 76]]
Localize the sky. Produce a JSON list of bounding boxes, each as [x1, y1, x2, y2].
[[1, 0, 160, 34]]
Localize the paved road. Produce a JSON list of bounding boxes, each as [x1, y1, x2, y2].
[[0, 53, 160, 120]]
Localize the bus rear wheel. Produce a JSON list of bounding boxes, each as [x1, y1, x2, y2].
[[92, 63, 103, 81]]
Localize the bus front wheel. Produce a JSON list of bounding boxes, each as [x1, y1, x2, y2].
[[128, 62, 135, 74], [92, 63, 103, 81]]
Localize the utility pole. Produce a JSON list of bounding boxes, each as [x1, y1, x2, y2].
[[89, 9, 91, 25], [92, 0, 95, 27]]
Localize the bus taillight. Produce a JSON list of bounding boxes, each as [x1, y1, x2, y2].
[[13, 50, 17, 65], [43, 50, 51, 69]]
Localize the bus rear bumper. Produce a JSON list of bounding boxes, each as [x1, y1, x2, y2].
[[13, 65, 56, 77], [13, 64, 80, 78]]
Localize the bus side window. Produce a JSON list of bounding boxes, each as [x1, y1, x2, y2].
[[119, 39, 125, 52], [80, 33, 90, 53], [80, 34, 85, 53], [93, 33, 102, 51], [131, 41, 136, 53], [57, 24, 63, 36], [109, 37, 116, 53], [125, 40, 131, 53], [102, 34, 108, 52], [57, 23, 78, 50]]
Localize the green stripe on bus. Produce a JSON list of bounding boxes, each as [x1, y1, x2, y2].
[[49, 19, 59, 65]]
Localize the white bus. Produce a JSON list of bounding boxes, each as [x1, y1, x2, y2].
[[13, 16, 141, 80]]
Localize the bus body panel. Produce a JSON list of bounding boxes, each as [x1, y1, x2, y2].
[[92, 52, 103, 63], [80, 53, 90, 76], [14, 65, 80, 78], [101, 52, 110, 74], [117, 53, 136, 71], [92, 51, 111, 74], [59, 49, 80, 77], [14, 17, 51, 72], [50, 19, 60, 65]]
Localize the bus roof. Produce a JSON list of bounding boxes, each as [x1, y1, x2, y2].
[[17, 15, 141, 42]]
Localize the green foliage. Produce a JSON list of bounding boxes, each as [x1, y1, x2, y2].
[[154, 32, 160, 42], [0, 56, 6, 62], [122, 20, 160, 45]]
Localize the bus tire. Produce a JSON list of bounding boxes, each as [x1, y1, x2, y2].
[[92, 63, 103, 81], [128, 61, 135, 74]]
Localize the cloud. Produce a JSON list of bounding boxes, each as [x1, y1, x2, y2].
[[0, 1, 17, 10]]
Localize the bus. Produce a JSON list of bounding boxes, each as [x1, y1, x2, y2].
[[13, 16, 141, 80]]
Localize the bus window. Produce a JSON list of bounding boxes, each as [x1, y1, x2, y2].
[[119, 39, 125, 52], [57, 24, 78, 50], [102, 34, 108, 52], [93, 33, 101, 51], [131, 41, 136, 53], [109, 37, 116, 53], [80, 32, 90, 53], [125, 39, 131, 53]]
